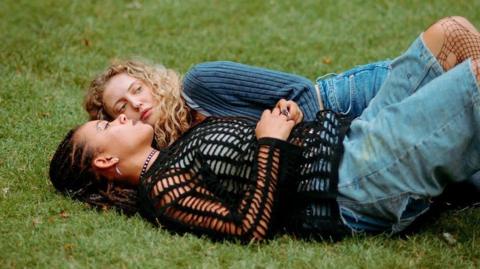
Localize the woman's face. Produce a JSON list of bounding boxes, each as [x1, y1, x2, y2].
[[102, 73, 157, 126], [76, 114, 154, 163]]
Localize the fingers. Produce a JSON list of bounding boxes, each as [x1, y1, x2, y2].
[[275, 99, 304, 124], [275, 99, 289, 115], [260, 108, 291, 124], [280, 108, 290, 118], [272, 108, 290, 120], [256, 108, 296, 140], [261, 109, 271, 118], [293, 108, 303, 124], [262, 107, 295, 122]]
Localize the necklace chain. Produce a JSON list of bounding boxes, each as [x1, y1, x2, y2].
[[140, 149, 157, 179]]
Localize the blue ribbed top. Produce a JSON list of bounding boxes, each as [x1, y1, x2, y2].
[[182, 61, 320, 121]]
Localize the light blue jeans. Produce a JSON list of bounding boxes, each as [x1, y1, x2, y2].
[[337, 35, 480, 234], [317, 61, 391, 119]]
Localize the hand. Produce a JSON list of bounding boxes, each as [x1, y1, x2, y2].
[[275, 99, 304, 124], [255, 108, 296, 140]]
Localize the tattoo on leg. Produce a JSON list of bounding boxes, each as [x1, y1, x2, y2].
[[437, 17, 480, 71]]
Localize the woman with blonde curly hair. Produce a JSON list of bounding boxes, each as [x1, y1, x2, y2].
[[85, 61, 193, 148], [84, 58, 391, 147]]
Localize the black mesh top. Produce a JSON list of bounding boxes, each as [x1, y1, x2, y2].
[[138, 111, 350, 242]]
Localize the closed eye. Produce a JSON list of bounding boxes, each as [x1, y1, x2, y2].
[[96, 120, 110, 131], [118, 103, 127, 113], [103, 121, 110, 130]]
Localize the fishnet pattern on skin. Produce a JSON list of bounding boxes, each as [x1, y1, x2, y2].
[[437, 17, 480, 71]]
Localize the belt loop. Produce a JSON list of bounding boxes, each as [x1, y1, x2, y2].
[[315, 84, 325, 111]]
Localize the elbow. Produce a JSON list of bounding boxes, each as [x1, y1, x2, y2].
[[183, 65, 202, 93]]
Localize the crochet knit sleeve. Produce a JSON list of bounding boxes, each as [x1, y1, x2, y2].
[[140, 131, 297, 242]]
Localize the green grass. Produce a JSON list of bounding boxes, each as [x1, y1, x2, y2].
[[1, 0, 479, 268]]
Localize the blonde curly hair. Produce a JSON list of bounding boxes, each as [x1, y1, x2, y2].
[[84, 60, 191, 148]]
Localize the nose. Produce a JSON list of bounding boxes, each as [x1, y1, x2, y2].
[[133, 101, 141, 109], [114, 114, 128, 124], [126, 96, 142, 110]]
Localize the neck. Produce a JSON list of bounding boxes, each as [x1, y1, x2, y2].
[[120, 146, 159, 186]]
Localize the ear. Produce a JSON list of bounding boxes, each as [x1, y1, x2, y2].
[[92, 155, 119, 170]]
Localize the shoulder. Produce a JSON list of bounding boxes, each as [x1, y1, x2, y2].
[[183, 61, 229, 92], [184, 61, 261, 82], [184, 61, 241, 79]]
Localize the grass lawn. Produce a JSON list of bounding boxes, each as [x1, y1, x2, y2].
[[1, 0, 479, 268]]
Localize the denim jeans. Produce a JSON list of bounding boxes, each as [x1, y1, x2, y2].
[[317, 61, 391, 119], [337, 35, 480, 234]]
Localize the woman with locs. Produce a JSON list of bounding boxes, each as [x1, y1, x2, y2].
[[50, 16, 480, 241]]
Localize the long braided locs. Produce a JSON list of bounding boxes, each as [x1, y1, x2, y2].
[[49, 128, 139, 216]]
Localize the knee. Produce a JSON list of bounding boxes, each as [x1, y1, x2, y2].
[[449, 16, 479, 33], [437, 16, 469, 23], [445, 16, 474, 27], [423, 19, 448, 55], [424, 19, 446, 39], [422, 16, 471, 52], [428, 16, 478, 35], [435, 16, 470, 25]]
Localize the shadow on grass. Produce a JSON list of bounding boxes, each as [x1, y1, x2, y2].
[[400, 178, 480, 236]]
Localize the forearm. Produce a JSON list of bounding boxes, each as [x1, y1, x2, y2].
[[240, 140, 281, 240], [147, 137, 293, 242]]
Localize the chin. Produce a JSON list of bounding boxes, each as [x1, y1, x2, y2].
[[145, 118, 157, 127], [145, 124, 155, 141], [135, 121, 155, 140]]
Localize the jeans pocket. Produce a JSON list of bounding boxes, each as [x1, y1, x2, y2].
[[321, 62, 391, 119]]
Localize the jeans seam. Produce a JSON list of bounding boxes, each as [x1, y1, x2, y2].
[[315, 72, 337, 81], [348, 74, 355, 115]]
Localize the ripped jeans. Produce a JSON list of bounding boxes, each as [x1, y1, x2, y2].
[[337, 35, 480, 233]]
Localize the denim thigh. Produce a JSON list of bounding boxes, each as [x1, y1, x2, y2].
[[317, 60, 391, 119], [337, 40, 480, 235]]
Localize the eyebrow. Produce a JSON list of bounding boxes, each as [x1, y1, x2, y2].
[[95, 121, 101, 131], [95, 121, 105, 132]]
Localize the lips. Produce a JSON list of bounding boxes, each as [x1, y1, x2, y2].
[[140, 108, 152, 121]]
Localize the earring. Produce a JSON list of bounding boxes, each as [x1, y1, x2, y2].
[[115, 165, 123, 176]]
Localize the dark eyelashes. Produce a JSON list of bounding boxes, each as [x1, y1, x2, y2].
[[114, 85, 141, 113]]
